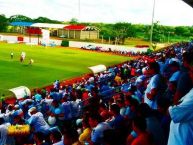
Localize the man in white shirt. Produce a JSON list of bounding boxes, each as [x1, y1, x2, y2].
[[168, 53, 193, 145], [27, 107, 50, 134], [0, 117, 11, 145]]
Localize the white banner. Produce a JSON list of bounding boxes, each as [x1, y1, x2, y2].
[[9, 86, 31, 99], [88, 64, 106, 74]]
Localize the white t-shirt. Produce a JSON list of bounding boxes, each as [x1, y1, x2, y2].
[[0, 123, 10, 145], [168, 88, 193, 145], [91, 122, 112, 144], [28, 112, 50, 133], [144, 74, 161, 109]]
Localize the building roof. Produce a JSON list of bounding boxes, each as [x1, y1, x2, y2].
[[64, 25, 86, 30], [31, 23, 67, 29], [64, 25, 100, 31], [10, 22, 34, 27], [10, 22, 100, 31]]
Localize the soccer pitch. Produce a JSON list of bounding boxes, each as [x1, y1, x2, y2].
[[0, 42, 130, 96]]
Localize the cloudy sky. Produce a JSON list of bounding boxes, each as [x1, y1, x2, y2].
[[0, 0, 193, 26]]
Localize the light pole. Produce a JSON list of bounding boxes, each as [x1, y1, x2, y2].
[[167, 32, 170, 44], [78, 0, 81, 21], [150, 0, 156, 48]]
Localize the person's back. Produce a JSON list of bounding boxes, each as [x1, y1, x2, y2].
[[28, 108, 50, 134], [131, 132, 154, 145], [130, 117, 155, 145], [0, 118, 10, 145]]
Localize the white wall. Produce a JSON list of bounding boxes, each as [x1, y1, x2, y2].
[[1, 35, 62, 45], [0, 35, 148, 53], [69, 41, 148, 53]]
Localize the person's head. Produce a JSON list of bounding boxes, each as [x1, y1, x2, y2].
[[51, 100, 59, 107], [88, 113, 103, 128], [110, 103, 120, 116], [157, 98, 171, 114], [33, 132, 46, 145], [182, 51, 193, 69], [137, 103, 152, 118], [98, 103, 108, 112], [147, 61, 160, 75], [168, 81, 177, 93], [7, 104, 14, 111], [116, 99, 125, 108], [169, 61, 180, 73], [28, 107, 37, 116], [132, 117, 147, 133], [50, 129, 62, 144], [130, 98, 139, 112], [82, 117, 90, 129], [189, 63, 193, 83], [186, 51, 193, 83], [124, 95, 133, 106], [63, 129, 79, 145]]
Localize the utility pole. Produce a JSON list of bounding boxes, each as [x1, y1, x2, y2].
[[150, 0, 156, 48], [78, 0, 81, 21]]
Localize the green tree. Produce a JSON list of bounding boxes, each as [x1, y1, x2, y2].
[[99, 24, 114, 41], [0, 14, 8, 32], [69, 18, 79, 24], [113, 22, 135, 44], [33, 17, 62, 23], [175, 26, 190, 36], [9, 15, 33, 22]]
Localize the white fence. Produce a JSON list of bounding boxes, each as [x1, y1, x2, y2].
[[0, 35, 62, 46], [69, 41, 148, 53], [0, 35, 148, 53]]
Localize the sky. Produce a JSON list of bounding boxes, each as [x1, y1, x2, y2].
[[0, 0, 193, 26]]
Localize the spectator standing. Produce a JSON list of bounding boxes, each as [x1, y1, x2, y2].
[[167, 58, 193, 145], [144, 62, 166, 109]]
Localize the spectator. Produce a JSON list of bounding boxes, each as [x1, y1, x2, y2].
[[167, 60, 193, 145], [129, 117, 154, 145], [63, 129, 81, 145], [88, 113, 112, 145], [173, 51, 193, 104], [34, 132, 49, 145], [0, 117, 11, 145], [27, 107, 50, 135], [79, 117, 92, 144], [108, 103, 125, 130], [144, 61, 166, 109], [50, 129, 63, 145]]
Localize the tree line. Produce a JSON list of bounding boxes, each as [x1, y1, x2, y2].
[[0, 14, 192, 44]]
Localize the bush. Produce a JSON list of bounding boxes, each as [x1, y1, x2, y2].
[[61, 40, 69, 47]]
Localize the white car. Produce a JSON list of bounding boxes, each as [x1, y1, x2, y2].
[[82, 45, 96, 50]]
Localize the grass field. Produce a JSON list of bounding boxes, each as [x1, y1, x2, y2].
[[0, 42, 130, 96]]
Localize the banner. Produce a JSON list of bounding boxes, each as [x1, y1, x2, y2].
[[88, 64, 106, 74], [9, 86, 31, 99]]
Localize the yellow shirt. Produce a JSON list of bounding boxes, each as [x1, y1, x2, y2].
[[79, 128, 91, 144]]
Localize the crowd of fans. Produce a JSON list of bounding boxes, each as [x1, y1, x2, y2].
[[0, 40, 193, 145]]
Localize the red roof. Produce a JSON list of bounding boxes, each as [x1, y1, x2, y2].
[[64, 25, 86, 30]]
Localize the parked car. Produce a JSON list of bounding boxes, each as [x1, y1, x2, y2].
[[81, 45, 96, 50]]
